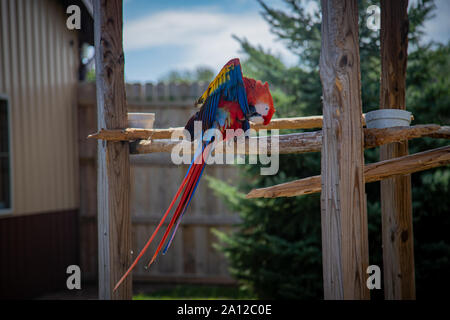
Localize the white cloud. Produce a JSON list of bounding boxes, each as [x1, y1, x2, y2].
[[123, 7, 298, 73]]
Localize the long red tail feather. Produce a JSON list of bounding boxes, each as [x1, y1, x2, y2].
[[113, 144, 210, 292], [146, 161, 205, 267], [112, 161, 195, 292]]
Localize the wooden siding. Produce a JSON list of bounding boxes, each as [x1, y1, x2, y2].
[[78, 82, 239, 284], [0, 0, 80, 216]]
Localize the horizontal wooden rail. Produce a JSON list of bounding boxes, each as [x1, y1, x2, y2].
[[426, 126, 450, 139], [246, 145, 450, 199], [81, 214, 241, 226], [88, 116, 324, 141], [87, 113, 417, 141], [132, 131, 322, 155], [130, 124, 441, 155], [89, 127, 185, 141]]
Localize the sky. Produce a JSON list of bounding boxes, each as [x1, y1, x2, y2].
[[122, 0, 450, 83]]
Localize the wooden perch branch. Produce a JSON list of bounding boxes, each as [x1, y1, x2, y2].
[[364, 124, 440, 147], [426, 126, 450, 139], [89, 127, 185, 141], [246, 145, 450, 199], [88, 113, 416, 141], [88, 116, 325, 141], [130, 124, 441, 155], [132, 132, 323, 155]]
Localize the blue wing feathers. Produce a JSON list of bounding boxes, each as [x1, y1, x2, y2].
[[194, 59, 250, 134]]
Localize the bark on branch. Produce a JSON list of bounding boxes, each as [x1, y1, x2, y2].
[[88, 113, 416, 141], [130, 124, 441, 155], [246, 145, 450, 199]]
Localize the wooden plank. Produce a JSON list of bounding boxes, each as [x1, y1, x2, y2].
[[131, 215, 241, 226], [89, 124, 442, 157], [319, 0, 369, 299], [132, 274, 235, 285], [132, 125, 441, 155], [379, 0, 415, 300], [132, 131, 322, 155], [88, 113, 415, 141], [364, 125, 441, 147], [427, 126, 450, 139], [182, 226, 196, 274], [94, 0, 131, 300], [246, 145, 450, 199]]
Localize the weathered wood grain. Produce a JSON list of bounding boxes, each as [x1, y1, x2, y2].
[[319, 0, 370, 300], [94, 0, 131, 300], [427, 126, 450, 139], [246, 145, 450, 199], [364, 125, 440, 147], [132, 132, 322, 155], [379, 0, 415, 300], [87, 113, 415, 141], [128, 124, 441, 155]]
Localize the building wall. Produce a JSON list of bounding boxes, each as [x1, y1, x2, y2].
[[0, 0, 81, 299], [0, 0, 80, 216], [0, 209, 79, 299]]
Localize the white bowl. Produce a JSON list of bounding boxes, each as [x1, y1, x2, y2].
[[128, 113, 155, 129], [365, 109, 412, 129]]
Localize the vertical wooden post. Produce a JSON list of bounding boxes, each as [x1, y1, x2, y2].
[[319, 0, 370, 299], [94, 0, 132, 300], [379, 0, 416, 300]]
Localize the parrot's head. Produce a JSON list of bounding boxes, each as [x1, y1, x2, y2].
[[243, 77, 275, 125]]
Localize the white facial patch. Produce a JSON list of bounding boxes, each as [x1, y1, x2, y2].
[[255, 103, 270, 116], [249, 115, 264, 124]]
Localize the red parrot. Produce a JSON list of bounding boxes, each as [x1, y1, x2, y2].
[[114, 58, 275, 291]]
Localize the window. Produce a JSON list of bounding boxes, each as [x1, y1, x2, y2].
[[0, 95, 11, 213]]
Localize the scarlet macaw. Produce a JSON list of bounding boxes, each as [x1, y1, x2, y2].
[[114, 58, 275, 291]]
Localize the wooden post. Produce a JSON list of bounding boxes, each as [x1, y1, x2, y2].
[[319, 0, 370, 299], [379, 0, 416, 299], [94, 0, 132, 299]]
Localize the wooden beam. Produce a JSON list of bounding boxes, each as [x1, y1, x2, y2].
[[129, 124, 441, 155], [364, 125, 441, 147], [380, 0, 415, 300], [94, 0, 132, 300], [87, 116, 326, 140], [427, 126, 450, 139], [246, 145, 450, 199], [319, 0, 369, 299], [131, 132, 323, 155], [89, 127, 185, 141], [87, 113, 415, 141]]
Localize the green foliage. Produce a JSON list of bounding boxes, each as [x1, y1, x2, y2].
[[133, 285, 255, 300], [159, 66, 215, 83], [209, 0, 449, 299], [86, 68, 96, 82]]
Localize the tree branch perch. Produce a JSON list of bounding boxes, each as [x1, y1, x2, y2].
[[246, 145, 450, 199]]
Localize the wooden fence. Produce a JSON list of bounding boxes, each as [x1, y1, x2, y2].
[[78, 82, 240, 284]]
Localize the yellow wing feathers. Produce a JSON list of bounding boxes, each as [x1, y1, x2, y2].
[[196, 63, 234, 107]]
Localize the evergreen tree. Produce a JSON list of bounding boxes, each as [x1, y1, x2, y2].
[[208, 0, 449, 299]]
